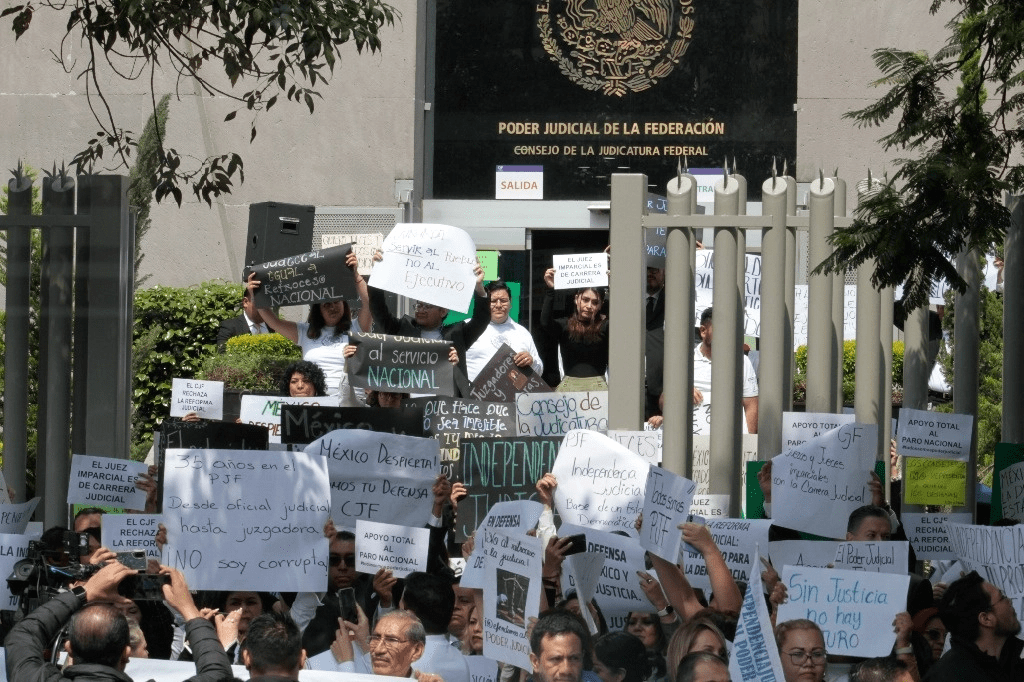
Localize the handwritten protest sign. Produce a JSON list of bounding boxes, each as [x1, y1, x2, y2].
[[481, 529, 542, 669], [991, 442, 1024, 523], [68, 455, 148, 509], [0, 498, 41, 534], [162, 448, 330, 591], [158, 419, 269, 452], [902, 513, 973, 560], [559, 523, 650, 617], [552, 253, 608, 290], [0, 470, 9, 505], [280, 404, 426, 444], [768, 540, 842, 571], [782, 412, 856, 450], [355, 520, 430, 578], [456, 436, 560, 542], [905, 458, 966, 505], [777, 565, 909, 657], [641, 466, 697, 561], [348, 332, 455, 396], [553, 430, 649, 537], [372, 223, 478, 313], [771, 424, 877, 539], [249, 244, 357, 307], [999, 461, 1024, 521], [683, 519, 772, 592], [729, 549, 785, 682], [239, 396, 325, 444], [404, 396, 515, 480], [692, 435, 758, 496], [461, 500, 544, 589], [469, 344, 552, 402], [608, 430, 662, 465], [897, 408, 973, 461], [102, 514, 161, 559], [515, 391, 608, 437], [945, 522, 1024, 618], [170, 379, 224, 420], [693, 403, 711, 436], [466, 657, 499, 682], [0, 533, 35, 609], [832, 542, 910, 574], [305, 429, 439, 528], [320, 233, 383, 276]]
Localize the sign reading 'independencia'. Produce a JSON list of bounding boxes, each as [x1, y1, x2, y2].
[[347, 332, 455, 396]]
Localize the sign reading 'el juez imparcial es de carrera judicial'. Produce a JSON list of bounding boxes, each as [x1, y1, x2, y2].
[[432, 0, 798, 200]]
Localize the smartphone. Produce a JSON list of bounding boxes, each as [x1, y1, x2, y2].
[[563, 533, 587, 555], [336, 587, 358, 623], [115, 550, 148, 571]]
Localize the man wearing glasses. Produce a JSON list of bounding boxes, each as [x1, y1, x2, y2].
[[926, 571, 1022, 681], [465, 280, 543, 381]]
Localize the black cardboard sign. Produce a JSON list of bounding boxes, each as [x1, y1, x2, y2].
[[347, 332, 456, 396], [469, 344, 552, 402], [402, 396, 516, 480], [249, 244, 357, 307], [280, 404, 427, 444]]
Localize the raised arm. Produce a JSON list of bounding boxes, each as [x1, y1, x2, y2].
[[681, 522, 742, 614], [246, 272, 299, 343], [347, 250, 372, 333], [458, 265, 491, 348], [648, 552, 705, 621]]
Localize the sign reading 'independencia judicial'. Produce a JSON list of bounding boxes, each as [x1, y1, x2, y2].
[[433, 0, 797, 199]]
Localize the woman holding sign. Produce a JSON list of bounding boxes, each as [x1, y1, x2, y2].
[[247, 251, 371, 406], [541, 267, 609, 391]]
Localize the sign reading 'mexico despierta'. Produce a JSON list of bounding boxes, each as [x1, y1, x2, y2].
[[433, 0, 797, 200]]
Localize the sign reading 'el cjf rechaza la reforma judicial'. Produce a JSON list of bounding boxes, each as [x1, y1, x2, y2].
[[432, 0, 797, 200]]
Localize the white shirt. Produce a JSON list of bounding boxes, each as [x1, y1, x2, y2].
[[465, 319, 543, 381], [242, 310, 266, 335], [416, 634, 470, 682], [296, 319, 363, 406], [692, 343, 758, 434]]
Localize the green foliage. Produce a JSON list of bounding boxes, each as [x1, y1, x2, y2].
[[223, 332, 301, 358], [132, 282, 242, 441], [794, 340, 905, 405], [129, 94, 170, 289], [199, 333, 301, 395], [2, 0, 396, 204], [816, 1, 1024, 314]]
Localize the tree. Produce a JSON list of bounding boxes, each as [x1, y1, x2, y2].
[[1, 0, 396, 205], [815, 1, 1023, 315], [129, 93, 170, 288]]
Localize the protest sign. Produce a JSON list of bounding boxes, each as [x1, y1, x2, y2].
[[896, 408, 973, 461], [162, 448, 330, 591], [781, 412, 856, 450], [999, 461, 1024, 521], [641, 466, 697, 562], [305, 429, 439, 528], [355, 520, 430, 578], [991, 442, 1024, 523], [0, 532, 35, 609], [456, 436, 560, 542], [125, 659, 387, 682], [515, 391, 608, 437], [552, 253, 608, 290], [320, 233, 383, 276], [0, 498, 41, 534], [693, 435, 758, 497], [372, 223, 478, 313], [158, 420, 269, 452], [693, 403, 712, 436], [558, 522, 651, 617], [239, 396, 326, 444], [249, 244, 357, 307], [461, 500, 544, 589], [682, 519, 772, 592], [404, 396, 515, 480], [777, 565, 909, 657], [280, 404, 426, 444], [466, 657, 499, 682], [902, 513, 973, 560], [0, 470, 9, 504], [102, 514, 161, 559], [481, 529, 543, 669], [645, 227, 667, 268], [771, 424, 877, 539], [348, 332, 455, 396], [552, 430, 649, 536], [729, 549, 785, 682], [68, 455, 148, 509], [832, 542, 910, 574], [170, 378, 224, 420], [567, 551, 605, 634], [945, 523, 1024, 618], [768, 540, 842, 571], [469, 344, 552, 402], [608, 430, 662, 465], [690, 494, 730, 518], [904, 458, 966, 506]]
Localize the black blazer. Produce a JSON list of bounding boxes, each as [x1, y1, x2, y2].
[[216, 313, 253, 352]]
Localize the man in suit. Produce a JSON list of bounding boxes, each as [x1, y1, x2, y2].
[[217, 288, 267, 351]]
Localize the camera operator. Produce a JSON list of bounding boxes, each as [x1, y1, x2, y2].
[[5, 562, 232, 682]]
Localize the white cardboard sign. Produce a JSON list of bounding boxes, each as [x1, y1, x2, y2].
[[896, 408, 973, 461], [551, 253, 608, 290], [320, 232, 383, 276], [355, 520, 430, 577], [461, 500, 544, 590], [239, 395, 327, 444], [902, 513, 973, 560], [101, 514, 161, 559], [832, 542, 910, 574], [781, 412, 856, 450], [999, 461, 1024, 522], [481, 529, 543, 669], [515, 392, 608, 437], [67, 455, 149, 510], [640, 466, 697, 562], [0, 532, 36, 609], [729, 549, 785, 682], [607, 430, 662, 465], [768, 540, 842, 572], [0, 498, 41, 534], [682, 519, 772, 592], [371, 223, 478, 313], [558, 522, 651, 616], [170, 378, 224, 420]]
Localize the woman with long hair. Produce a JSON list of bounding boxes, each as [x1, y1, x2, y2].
[[541, 267, 609, 391]]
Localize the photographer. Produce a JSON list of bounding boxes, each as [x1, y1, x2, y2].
[[5, 562, 231, 682]]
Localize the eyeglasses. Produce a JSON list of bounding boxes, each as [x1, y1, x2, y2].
[[988, 592, 1010, 611], [784, 649, 826, 665], [329, 553, 356, 567], [924, 628, 946, 642], [490, 299, 511, 307], [369, 634, 412, 648], [414, 302, 439, 311]]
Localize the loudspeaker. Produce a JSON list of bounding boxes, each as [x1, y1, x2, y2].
[[245, 202, 316, 267]]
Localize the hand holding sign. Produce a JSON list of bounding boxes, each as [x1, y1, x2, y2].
[[247, 244, 357, 308]]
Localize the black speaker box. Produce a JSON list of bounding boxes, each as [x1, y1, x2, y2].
[[245, 202, 316, 267]]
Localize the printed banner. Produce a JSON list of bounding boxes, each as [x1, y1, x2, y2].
[[355, 520, 430, 578], [170, 378, 224, 420], [896, 408, 973, 461], [102, 514, 161, 559], [552, 253, 608, 290], [902, 513, 973, 560], [682, 519, 772, 592], [461, 500, 544, 589], [781, 412, 856, 450], [729, 549, 785, 681], [559, 523, 651, 617], [68, 455, 148, 510]]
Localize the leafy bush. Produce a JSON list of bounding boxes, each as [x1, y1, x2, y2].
[[198, 332, 301, 395], [794, 340, 905, 405]]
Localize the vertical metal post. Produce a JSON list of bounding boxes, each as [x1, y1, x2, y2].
[[831, 175, 848, 411], [759, 176, 788, 458], [608, 174, 647, 429], [2, 175, 33, 503], [854, 178, 882, 429], [710, 174, 743, 517], [41, 174, 76, 527], [954, 249, 980, 519], [879, 286, 895, 479], [900, 301, 930, 518], [1005, 195, 1024, 443], [663, 175, 695, 476], [806, 176, 836, 412], [783, 174, 798, 411]]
